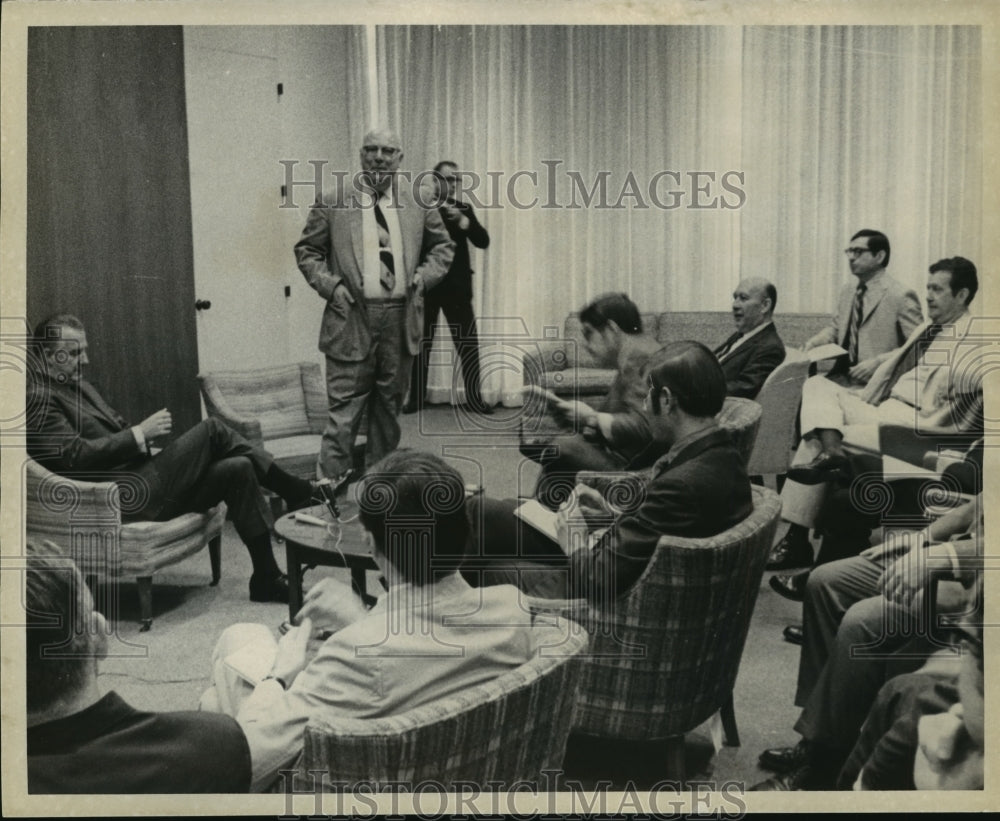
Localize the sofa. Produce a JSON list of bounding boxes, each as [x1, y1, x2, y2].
[[522, 310, 829, 397]]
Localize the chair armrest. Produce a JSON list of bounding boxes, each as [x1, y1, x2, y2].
[[522, 340, 574, 386], [878, 423, 980, 469], [26, 463, 122, 532], [198, 378, 264, 445]]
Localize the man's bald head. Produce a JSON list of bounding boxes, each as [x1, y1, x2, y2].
[[359, 127, 403, 193], [731, 278, 776, 334]]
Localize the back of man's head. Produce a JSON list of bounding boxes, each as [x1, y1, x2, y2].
[[647, 341, 727, 417], [930, 257, 979, 305], [33, 313, 84, 343], [26, 539, 100, 715], [851, 229, 891, 267], [579, 292, 643, 335], [358, 450, 470, 586]]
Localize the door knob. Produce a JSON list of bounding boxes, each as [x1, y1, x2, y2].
[[195, 299, 212, 311]]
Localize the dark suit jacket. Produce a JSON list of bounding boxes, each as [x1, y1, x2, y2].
[[294, 181, 455, 361], [571, 426, 754, 601], [435, 199, 489, 300], [28, 692, 251, 794], [27, 375, 147, 474], [714, 322, 786, 399]]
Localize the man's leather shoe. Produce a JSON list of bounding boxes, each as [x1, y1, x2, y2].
[[770, 570, 810, 602], [402, 400, 420, 415], [783, 624, 804, 645], [758, 739, 812, 773], [786, 452, 851, 485], [749, 764, 822, 791], [766, 532, 813, 570], [249, 573, 290, 603], [474, 403, 496, 415]]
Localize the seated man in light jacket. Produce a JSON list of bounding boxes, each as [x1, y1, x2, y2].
[[201, 449, 558, 792]]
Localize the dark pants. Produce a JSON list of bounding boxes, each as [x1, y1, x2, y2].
[[127, 418, 274, 543], [409, 291, 485, 408], [529, 432, 628, 509]]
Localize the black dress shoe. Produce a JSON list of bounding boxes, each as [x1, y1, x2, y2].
[[783, 624, 804, 645], [749, 764, 822, 791], [758, 739, 812, 773], [474, 402, 496, 415], [786, 452, 852, 485], [402, 400, 420, 415], [766, 532, 814, 570], [770, 570, 810, 602], [249, 573, 290, 603]]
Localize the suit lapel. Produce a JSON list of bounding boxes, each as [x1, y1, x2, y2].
[[77, 379, 127, 429], [860, 276, 888, 325], [348, 189, 366, 284]]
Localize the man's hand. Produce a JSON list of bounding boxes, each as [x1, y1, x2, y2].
[[555, 491, 593, 556], [848, 357, 879, 383], [878, 546, 950, 607], [268, 617, 312, 688], [553, 399, 596, 428], [296, 577, 368, 632], [572, 483, 612, 516], [139, 408, 172, 439], [332, 283, 356, 305]]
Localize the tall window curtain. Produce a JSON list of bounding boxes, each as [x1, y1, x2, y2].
[[380, 25, 980, 405], [741, 26, 981, 314]]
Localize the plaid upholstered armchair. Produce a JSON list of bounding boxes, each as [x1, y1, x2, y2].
[[530, 484, 782, 783], [282, 623, 589, 792]]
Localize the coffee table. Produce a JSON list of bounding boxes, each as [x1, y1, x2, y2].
[[274, 503, 382, 619]]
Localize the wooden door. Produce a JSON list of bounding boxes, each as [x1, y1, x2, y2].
[[26, 26, 202, 433]]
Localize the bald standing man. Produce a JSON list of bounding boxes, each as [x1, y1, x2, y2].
[[712, 278, 786, 399], [294, 128, 455, 480]]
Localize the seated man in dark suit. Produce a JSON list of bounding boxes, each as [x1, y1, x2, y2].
[[27, 314, 319, 602], [713, 277, 785, 399], [25, 538, 252, 793], [524, 292, 662, 508], [468, 341, 754, 602]]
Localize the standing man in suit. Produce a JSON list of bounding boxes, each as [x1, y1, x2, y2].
[[294, 128, 455, 481], [404, 160, 492, 415], [714, 277, 785, 399], [27, 315, 317, 603], [768, 229, 923, 570]]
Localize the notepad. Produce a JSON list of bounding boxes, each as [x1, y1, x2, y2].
[[514, 499, 561, 543], [807, 343, 847, 363]]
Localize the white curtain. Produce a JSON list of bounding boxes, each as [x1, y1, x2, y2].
[[378, 25, 981, 405]]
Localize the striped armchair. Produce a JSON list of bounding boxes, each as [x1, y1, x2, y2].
[[285, 624, 589, 792], [198, 362, 327, 479], [529, 484, 782, 783], [25, 458, 224, 631]]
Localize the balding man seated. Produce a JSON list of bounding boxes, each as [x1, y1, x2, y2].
[[712, 278, 785, 399]]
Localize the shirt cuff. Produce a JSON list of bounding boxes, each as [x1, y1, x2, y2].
[[595, 412, 614, 440], [937, 542, 960, 577], [132, 425, 148, 454]]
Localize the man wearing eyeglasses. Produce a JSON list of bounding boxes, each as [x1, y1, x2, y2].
[[295, 128, 455, 482], [767, 229, 923, 571]]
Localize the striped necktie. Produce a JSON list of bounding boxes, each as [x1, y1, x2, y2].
[[845, 283, 867, 365], [373, 200, 396, 292]]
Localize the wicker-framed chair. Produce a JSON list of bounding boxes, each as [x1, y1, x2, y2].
[[529, 484, 782, 784], [25, 457, 224, 631], [716, 396, 763, 466], [283, 623, 589, 792]]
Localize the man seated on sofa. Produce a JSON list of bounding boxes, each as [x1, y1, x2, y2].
[[713, 277, 785, 399], [467, 341, 754, 602], [751, 494, 982, 790], [26, 539, 252, 793], [200, 450, 557, 792], [27, 313, 318, 603], [523, 292, 662, 509]]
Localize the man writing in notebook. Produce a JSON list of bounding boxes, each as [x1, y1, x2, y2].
[[465, 341, 753, 601]]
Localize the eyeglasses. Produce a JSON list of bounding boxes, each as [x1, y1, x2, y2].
[[844, 246, 872, 257], [363, 145, 399, 157]]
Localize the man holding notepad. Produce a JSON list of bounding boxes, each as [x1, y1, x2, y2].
[[522, 293, 662, 509], [465, 342, 753, 602]]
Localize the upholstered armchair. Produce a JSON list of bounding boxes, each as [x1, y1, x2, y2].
[[198, 362, 327, 479], [528, 484, 782, 784], [746, 353, 811, 482], [283, 623, 589, 792], [25, 457, 224, 631]]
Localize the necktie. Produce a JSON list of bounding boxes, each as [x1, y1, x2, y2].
[[845, 283, 867, 365], [716, 332, 742, 360], [880, 323, 944, 401], [373, 200, 396, 292]]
